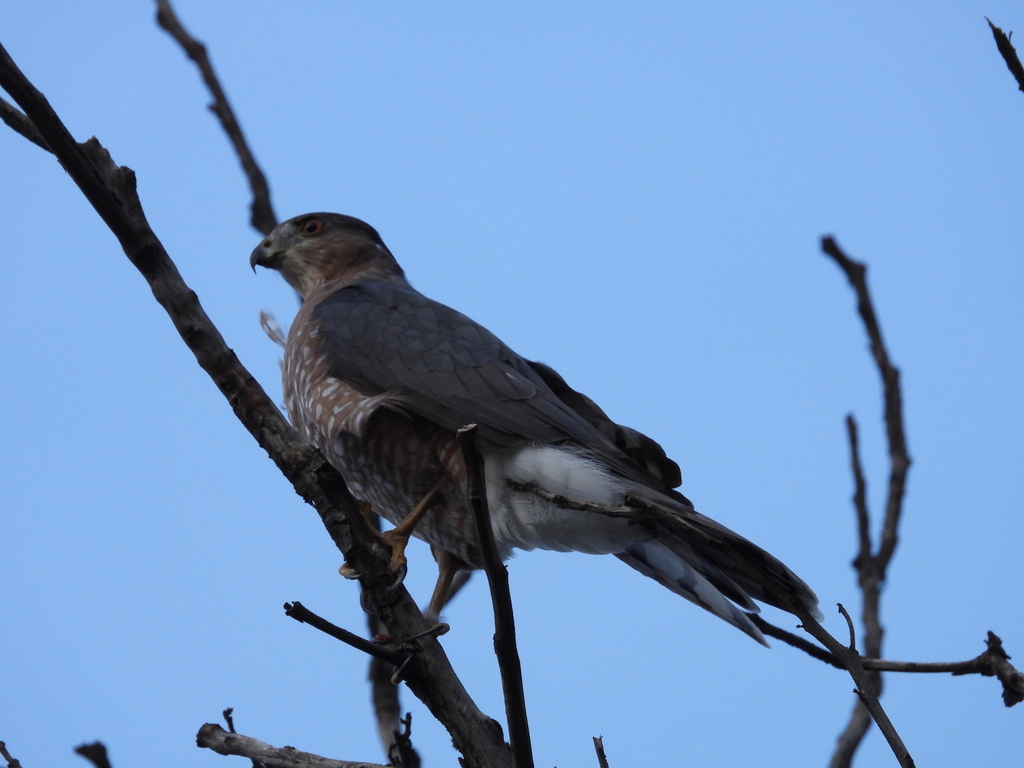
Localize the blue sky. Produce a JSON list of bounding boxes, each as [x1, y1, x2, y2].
[[2, 3, 1022, 767]]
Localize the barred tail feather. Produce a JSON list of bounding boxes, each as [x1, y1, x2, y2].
[[620, 483, 822, 641], [618, 541, 768, 645]]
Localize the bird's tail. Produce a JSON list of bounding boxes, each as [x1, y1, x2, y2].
[[617, 485, 821, 645]]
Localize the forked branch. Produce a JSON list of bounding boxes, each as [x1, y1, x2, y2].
[[0, 39, 511, 768]]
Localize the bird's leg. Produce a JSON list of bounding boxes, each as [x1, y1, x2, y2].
[[424, 546, 469, 622], [379, 481, 444, 572]]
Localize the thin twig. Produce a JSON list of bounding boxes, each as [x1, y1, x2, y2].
[[0, 96, 47, 150], [831, 413, 878, 768], [986, 18, 1024, 94], [592, 737, 610, 768], [74, 743, 112, 768], [0, 42, 512, 768], [457, 425, 533, 768], [388, 715, 420, 768], [797, 612, 916, 768], [285, 601, 407, 666], [197, 723, 388, 768], [751, 616, 1024, 703], [154, 0, 277, 234], [837, 604, 857, 652], [846, 416, 871, 570], [0, 741, 24, 768], [751, 616, 842, 666]]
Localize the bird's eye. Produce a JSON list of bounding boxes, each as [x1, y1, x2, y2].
[[301, 219, 323, 235]]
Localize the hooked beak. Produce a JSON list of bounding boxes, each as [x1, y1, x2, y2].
[[249, 241, 289, 273]]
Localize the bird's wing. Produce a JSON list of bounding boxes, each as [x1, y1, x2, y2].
[[525, 360, 683, 492], [311, 280, 649, 471]]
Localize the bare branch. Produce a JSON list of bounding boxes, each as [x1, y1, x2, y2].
[[361, 511, 416, 766], [0, 741, 24, 768], [846, 415, 871, 569], [837, 603, 857, 652], [388, 715, 421, 768], [458, 425, 533, 768], [154, 0, 277, 234], [751, 616, 1024, 706], [987, 18, 1024, 94], [74, 743, 112, 768], [0, 96, 47, 150], [822, 236, 911, 572], [750, 616, 842, 666], [830, 704, 872, 768], [197, 723, 387, 768], [593, 737, 610, 768], [0, 41, 511, 768], [284, 601, 407, 666], [959, 632, 1024, 707], [797, 612, 916, 768], [822, 235, 912, 766]]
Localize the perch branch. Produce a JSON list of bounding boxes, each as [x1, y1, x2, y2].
[[197, 724, 387, 768], [986, 18, 1024, 93], [457, 425, 533, 768], [0, 41, 511, 768], [154, 0, 277, 234], [593, 737, 610, 768]]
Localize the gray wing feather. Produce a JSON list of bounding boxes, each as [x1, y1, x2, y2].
[[312, 280, 615, 453]]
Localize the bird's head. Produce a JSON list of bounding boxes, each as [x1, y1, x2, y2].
[[250, 212, 405, 298]]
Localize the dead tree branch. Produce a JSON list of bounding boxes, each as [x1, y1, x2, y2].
[[0, 741, 24, 768], [987, 18, 1024, 94], [593, 737, 610, 768], [0, 96, 46, 149], [362, 512, 418, 767], [284, 601, 408, 666], [197, 724, 387, 768], [797, 610, 916, 768], [74, 743, 112, 768], [752, 616, 1023, 704], [821, 235, 913, 767], [154, 0, 277, 234], [222, 708, 268, 768], [0, 41, 511, 768], [458, 425, 534, 768]]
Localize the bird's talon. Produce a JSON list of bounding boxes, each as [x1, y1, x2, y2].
[[389, 561, 408, 588], [359, 588, 377, 616], [338, 562, 362, 580]]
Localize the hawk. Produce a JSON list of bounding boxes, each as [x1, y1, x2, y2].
[[251, 212, 820, 643]]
